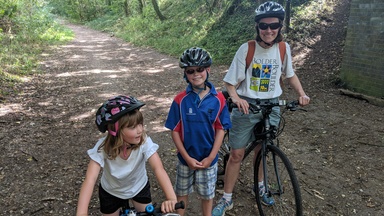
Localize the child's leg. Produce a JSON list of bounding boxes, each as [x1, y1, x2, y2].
[[132, 181, 152, 212], [202, 198, 214, 216], [176, 195, 188, 216], [196, 164, 218, 216], [175, 162, 194, 216], [99, 184, 126, 216], [101, 210, 120, 216]]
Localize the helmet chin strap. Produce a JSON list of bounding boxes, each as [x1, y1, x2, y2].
[[192, 84, 206, 104], [259, 39, 274, 48], [263, 41, 273, 46], [108, 122, 119, 136], [121, 141, 132, 158], [192, 83, 207, 91]]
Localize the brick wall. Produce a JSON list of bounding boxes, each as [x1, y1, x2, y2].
[[340, 0, 384, 99]]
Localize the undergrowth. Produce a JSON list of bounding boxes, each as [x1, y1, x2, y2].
[[0, 0, 339, 98], [0, 0, 73, 98], [84, 0, 338, 65]]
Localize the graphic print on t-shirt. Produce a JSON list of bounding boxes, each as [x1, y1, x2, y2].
[[250, 63, 272, 92], [250, 60, 277, 92]]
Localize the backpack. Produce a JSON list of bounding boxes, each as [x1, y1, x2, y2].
[[245, 40, 286, 87]]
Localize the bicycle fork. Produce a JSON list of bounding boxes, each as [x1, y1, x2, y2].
[[261, 137, 284, 197], [260, 116, 283, 197]]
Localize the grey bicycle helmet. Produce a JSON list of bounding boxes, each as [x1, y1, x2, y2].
[[95, 95, 145, 135], [255, 1, 285, 23], [179, 47, 212, 68]]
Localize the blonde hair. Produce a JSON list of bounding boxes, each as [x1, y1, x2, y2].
[[99, 109, 145, 159]]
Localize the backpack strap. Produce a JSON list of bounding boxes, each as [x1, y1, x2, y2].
[[246, 40, 286, 69], [245, 40, 256, 70], [278, 41, 286, 64], [278, 42, 286, 87]]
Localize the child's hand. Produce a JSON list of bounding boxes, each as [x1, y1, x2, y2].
[[186, 157, 204, 170], [161, 199, 178, 213], [200, 157, 213, 169]]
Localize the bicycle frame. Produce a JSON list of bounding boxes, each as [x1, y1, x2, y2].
[[217, 94, 303, 215]]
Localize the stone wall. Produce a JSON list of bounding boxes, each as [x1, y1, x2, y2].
[[340, 0, 384, 99]]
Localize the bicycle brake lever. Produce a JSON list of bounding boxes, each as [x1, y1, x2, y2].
[[249, 104, 260, 113], [286, 101, 308, 112]]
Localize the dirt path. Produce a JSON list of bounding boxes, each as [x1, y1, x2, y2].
[[1, 1, 384, 215]]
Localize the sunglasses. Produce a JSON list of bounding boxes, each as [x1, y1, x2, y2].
[[185, 67, 206, 75], [258, 22, 282, 30]]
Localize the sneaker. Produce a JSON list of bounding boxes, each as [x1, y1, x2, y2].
[[260, 192, 275, 206], [252, 185, 275, 206], [212, 198, 233, 216]]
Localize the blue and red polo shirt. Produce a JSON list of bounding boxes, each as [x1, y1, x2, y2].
[[165, 82, 232, 166]]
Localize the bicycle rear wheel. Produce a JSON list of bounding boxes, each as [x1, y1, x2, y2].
[[218, 131, 230, 176], [254, 144, 302, 216]]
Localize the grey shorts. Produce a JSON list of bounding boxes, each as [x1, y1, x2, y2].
[[229, 98, 280, 149]]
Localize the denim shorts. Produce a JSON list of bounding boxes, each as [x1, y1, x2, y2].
[[99, 181, 152, 214], [229, 98, 280, 150], [175, 161, 217, 200]]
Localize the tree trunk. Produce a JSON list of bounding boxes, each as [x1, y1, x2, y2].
[[285, 0, 291, 32], [205, 0, 213, 14], [137, 0, 144, 14], [151, 0, 166, 21], [212, 0, 219, 8], [226, 0, 241, 16], [124, 0, 129, 17]]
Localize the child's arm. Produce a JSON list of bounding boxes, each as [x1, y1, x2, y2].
[[200, 128, 225, 168], [148, 152, 177, 213], [171, 130, 203, 169], [76, 160, 101, 216]]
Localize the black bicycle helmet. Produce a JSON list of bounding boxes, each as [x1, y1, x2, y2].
[[255, 1, 285, 23], [179, 47, 212, 68], [95, 95, 145, 134]]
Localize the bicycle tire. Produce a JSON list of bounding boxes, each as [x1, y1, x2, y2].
[[217, 131, 230, 176], [254, 144, 302, 216]]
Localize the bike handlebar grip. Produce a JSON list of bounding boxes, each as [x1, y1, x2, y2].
[[145, 204, 155, 213], [175, 201, 185, 210]]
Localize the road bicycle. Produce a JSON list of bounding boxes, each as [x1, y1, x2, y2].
[[120, 201, 184, 216], [217, 91, 304, 216]]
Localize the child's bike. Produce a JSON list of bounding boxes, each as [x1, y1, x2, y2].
[[120, 201, 185, 216], [217, 92, 304, 216]]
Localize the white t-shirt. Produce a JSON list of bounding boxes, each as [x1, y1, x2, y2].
[[87, 136, 159, 199], [223, 41, 295, 99]]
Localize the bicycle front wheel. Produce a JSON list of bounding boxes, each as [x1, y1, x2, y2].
[[254, 144, 302, 216]]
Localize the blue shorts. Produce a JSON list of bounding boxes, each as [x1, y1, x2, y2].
[[229, 98, 280, 149], [175, 161, 217, 200]]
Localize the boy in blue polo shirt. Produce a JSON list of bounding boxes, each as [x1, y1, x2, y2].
[[165, 47, 231, 216]]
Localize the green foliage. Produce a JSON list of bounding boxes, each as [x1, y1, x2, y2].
[[106, 0, 241, 63], [288, 0, 335, 40], [62, 0, 331, 65], [0, 0, 336, 97], [0, 0, 74, 97], [48, 0, 107, 22]]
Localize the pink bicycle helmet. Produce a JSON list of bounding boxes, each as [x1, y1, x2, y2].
[[95, 95, 145, 136]]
